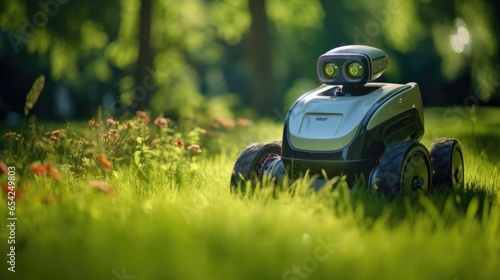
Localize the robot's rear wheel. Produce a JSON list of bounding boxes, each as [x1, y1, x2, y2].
[[230, 141, 285, 192], [375, 141, 432, 196]]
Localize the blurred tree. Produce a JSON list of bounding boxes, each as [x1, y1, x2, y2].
[[267, 0, 324, 113], [1, 0, 119, 83], [0, 0, 120, 119], [350, 0, 499, 103], [248, 0, 273, 116], [134, 0, 153, 110], [1, 0, 499, 123]]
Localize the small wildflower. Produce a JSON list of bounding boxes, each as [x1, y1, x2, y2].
[[236, 118, 253, 127], [89, 180, 116, 196], [187, 144, 202, 153], [46, 164, 62, 181], [2, 132, 22, 140], [2, 183, 21, 200], [123, 120, 132, 129], [51, 129, 65, 136], [103, 129, 119, 141], [0, 162, 8, 175], [79, 138, 92, 149], [174, 139, 184, 148], [136, 110, 150, 124], [29, 163, 62, 180], [98, 155, 112, 172], [30, 164, 47, 175], [106, 118, 118, 126], [214, 118, 236, 130], [150, 140, 157, 147], [153, 117, 171, 129], [2, 183, 9, 195], [49, 135, 60, 143], [88, 118, 100, 127]]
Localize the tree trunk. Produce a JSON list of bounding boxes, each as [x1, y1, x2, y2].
[[133, 0, 153, 111], [248, 0, 274, 116]]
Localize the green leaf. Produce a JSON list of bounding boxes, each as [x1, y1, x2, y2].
[[24, 75, 45, 116], [134, 151, 142, 165]]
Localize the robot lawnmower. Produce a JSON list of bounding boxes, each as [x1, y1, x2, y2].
[[231, 45, 464, 195]]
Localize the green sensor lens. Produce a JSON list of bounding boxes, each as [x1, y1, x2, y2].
[[324, 62, 338, 78], [348, 62, 364, 79]]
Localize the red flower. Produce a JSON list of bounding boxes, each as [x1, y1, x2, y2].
[[174, 139, 184, 148], [29, 163, 62, 181], [103, 129, 119, 141], [2, 183, 10, 195], [98, 155, 112, 172], [49, 136, 60, 143], [88, 118, 99, 127], [2, 132, 21, 140], [123, 120, 136, 129], [153, 117, 171, 129], [0, 162, 8, 175], [51, 129, 65, 136], [30, 164, 47, 175], [136, 110, 150, 124], [2, 183, 21, 200], [236, 118, 253, 127], [89, 180, 115, 196], [106, 118, 118, 126], [187, 144, 202, 153], [46, 164, 62, 181], [214, 118, 236, 130]]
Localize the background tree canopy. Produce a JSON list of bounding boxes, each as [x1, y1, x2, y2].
[[0, 0, 499, 122]]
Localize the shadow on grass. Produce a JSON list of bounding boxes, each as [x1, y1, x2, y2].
[[235, 175, 497, 227], [348, 180, 497, 227]]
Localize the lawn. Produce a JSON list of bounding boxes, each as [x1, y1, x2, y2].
[[1, 107, 499, 280]]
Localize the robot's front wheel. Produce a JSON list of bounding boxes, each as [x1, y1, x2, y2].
[[374, 141, 432, 196], [430, 138, 464, 189], [230, 141, 285, 192]]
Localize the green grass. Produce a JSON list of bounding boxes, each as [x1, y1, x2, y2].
[[1, 107, 500, 280]]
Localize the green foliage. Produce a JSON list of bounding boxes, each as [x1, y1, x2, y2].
[[1, 107, 500, 279], [1, 0, 499, 120], [0, 111, 206, 184], [367, 0, 499, 100], [267, 0, 324, 31], [24, 75, 45, 116]]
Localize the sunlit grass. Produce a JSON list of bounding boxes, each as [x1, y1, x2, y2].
[[1, 108, 499, 280]]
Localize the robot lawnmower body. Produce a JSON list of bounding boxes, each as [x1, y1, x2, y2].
[[231, 45, 464, 195]]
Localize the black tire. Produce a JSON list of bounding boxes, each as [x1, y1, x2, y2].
[[230, 141, 282, 191], [430, 138, 464, 189], [376, 141, 432, 196]]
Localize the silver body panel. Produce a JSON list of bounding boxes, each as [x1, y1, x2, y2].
[[288, 82, 424, 151]]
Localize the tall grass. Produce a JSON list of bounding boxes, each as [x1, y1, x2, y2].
[[1, 108, 499, 280]]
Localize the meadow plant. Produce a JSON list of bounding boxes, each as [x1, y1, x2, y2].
[[1, 80, 211, 193]]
